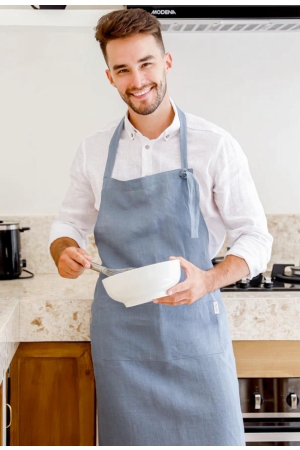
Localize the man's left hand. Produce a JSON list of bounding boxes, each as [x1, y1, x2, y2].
[[153, 256, 212, 306]]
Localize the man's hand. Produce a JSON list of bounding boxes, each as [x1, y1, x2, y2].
[[153, 256, 212, 306], [153, 254, 249, 306], [57, 246, 92, 279], [50, 237, 92, 279]]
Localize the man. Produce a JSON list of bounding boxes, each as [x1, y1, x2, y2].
[[49, 8, 272, 446]]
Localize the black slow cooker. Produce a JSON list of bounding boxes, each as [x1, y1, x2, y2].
[[0, 221, 31, 279]]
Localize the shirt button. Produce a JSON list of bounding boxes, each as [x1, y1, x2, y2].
[[145, 145, 150, 149], [166, 134, 169, 139]]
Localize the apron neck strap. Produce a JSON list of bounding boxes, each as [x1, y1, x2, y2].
[[104, 106, 188, 179], [176, 106, 188, 169], [104, 118, 125, 179]]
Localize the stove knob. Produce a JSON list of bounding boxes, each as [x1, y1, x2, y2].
[[236, 278, 250, 289], [286, 393, 299, 409], [253, 393, 264, 409], [263, 277, 273, 289]]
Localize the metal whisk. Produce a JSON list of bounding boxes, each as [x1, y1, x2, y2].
[[90, 261, 135, 277]]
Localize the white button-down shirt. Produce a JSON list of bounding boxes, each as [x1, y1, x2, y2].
[[49, 100, 273, 279]]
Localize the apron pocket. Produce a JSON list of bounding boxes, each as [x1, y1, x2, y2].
[[94, 289, 223, 362], [161, 293, 223, 360], [97, 293, 169, 361]]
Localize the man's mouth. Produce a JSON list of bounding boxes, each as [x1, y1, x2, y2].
[[130, 86, 153, 98]]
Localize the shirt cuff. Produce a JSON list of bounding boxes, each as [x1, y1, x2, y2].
[[225, 235, 273, 280]]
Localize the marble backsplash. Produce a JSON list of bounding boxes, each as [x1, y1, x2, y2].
[[1, 214, 299, 275]]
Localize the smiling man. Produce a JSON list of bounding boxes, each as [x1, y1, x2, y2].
[[105, 32, 174, 139], [49, 8, 272, 446], [108, 46, 168, 115]]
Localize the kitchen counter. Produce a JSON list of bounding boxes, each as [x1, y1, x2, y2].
[[1, 272, 300, 383]]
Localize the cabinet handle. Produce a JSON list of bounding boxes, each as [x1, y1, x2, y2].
[[6, 403, 12, 428]]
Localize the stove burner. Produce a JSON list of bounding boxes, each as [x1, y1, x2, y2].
[[273, 274, 300, 284]]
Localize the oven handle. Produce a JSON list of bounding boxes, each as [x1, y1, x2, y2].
[[245, 426, 300, 433], [244, 417, 300, 423]]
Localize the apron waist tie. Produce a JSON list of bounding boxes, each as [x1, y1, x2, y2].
[[180, 169, 200, 239]]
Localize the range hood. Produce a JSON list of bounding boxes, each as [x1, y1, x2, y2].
[[127, 6, 300, 33]]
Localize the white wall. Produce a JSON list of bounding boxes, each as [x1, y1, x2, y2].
[[1, 21, 299, 214]]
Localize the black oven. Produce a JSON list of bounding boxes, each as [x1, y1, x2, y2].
[[239, 378, 300, 445]]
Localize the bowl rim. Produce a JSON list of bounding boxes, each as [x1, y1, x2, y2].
[[102, 259, 180, 284]]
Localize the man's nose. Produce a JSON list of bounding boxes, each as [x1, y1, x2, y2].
[[130, 69, 145, 90]]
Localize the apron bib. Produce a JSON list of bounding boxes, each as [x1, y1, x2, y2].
[[91, 107, 245, 445]]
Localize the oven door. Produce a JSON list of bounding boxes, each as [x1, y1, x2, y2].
[[244, 413, 300, 446]]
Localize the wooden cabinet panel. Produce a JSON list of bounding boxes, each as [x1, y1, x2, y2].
[[233, 340, 300, 378], [10, 342, 96, 446]]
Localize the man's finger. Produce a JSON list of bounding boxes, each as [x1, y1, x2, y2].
[[170, 255, 190, 269], [170, 256, 193, 280], [77, 248, 92, 260], [167, 279, 190, 295], [67, 247, 91, 268], [66, 258, 87, 273], [154, 290, 190, 304]]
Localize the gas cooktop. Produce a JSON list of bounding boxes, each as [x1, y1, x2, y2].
[[220, 264, 300, 292]]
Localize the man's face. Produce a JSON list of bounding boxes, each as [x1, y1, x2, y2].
[[105, 34, 172, 116]]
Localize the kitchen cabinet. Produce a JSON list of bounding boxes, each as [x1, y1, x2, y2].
[[0, 371, 10, 446], [233, 341, 300, 378], [9, 342, 96, 446]]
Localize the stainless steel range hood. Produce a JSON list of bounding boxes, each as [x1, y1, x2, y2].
[[127, 6, 300, 33]]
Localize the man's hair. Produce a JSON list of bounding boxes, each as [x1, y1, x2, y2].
[[94, 8, 165, 64]]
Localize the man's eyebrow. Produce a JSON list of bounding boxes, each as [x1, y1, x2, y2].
[[112, 63, 127, 71], [112, 55, 155, 71], [138, 55, 155, 63]]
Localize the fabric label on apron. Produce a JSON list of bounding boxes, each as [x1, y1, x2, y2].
[[213, 301, 220, 314]]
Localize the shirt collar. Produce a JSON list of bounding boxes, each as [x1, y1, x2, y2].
[[124, 98, 180, 142]]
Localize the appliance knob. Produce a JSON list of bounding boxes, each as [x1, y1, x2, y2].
[[21, 259, 27, 268], [286, 393, 299, 409], [263, 277, 273, 289], [253, 393, 264, 409], [236, 278, 250, 289]]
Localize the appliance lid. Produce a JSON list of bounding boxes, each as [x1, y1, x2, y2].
[[127, 6, 300, 33], [0, 221, 19, 230]]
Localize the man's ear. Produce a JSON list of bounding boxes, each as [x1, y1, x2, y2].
[[164, 52, 173, 75], [106, 69, 116, 87]]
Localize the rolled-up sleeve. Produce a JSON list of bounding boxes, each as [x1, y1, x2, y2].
[[49, 139, 98, 252], [213, 135, 273, 279]]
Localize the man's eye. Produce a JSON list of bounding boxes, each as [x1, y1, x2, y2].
[[117, 69, 128, 74]]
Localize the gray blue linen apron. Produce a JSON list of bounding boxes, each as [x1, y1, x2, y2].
[[91, 107, 245, 446]]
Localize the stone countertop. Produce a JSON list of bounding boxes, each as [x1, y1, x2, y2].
[[1, 272, 300, 383], [0, 297, 19, 385], [0, 272, 98, 343], [1, 272, 300, 341]]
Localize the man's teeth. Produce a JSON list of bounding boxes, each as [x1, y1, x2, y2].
[[132, 87, 151, 97]]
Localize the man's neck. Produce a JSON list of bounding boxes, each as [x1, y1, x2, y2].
[[128, 96, 174, 140]]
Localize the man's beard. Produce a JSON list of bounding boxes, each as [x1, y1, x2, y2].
[[119, 73, 167, 116]]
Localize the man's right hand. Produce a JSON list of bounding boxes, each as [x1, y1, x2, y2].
[[50, 237, 92, 279], [58, 246, 92, 279]]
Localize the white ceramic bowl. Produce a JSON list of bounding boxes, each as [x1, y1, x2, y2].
[[102, 259, 181, 308]]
